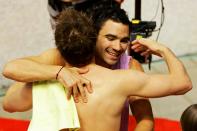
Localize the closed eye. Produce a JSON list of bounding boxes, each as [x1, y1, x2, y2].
[[105, 35, 117, 41], [120, 38, 130, 44]]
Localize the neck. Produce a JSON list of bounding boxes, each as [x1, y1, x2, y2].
[[64, 57, 96, 68], [95, 57, 112, 69]]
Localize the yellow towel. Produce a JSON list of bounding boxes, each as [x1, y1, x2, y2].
[[28, 81, 80, 131]]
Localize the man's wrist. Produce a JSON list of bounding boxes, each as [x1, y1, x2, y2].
[[56, 66, 64, 80], [158, 46, 170, 58]]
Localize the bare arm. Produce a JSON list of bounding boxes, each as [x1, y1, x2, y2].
[[3, 82, 32, 112], [129, 59, 154, 131], [2, 48, 92, 112], [2, 48, 65, 82], [116, 39, 192, 97], [129, 97, 154, 131]]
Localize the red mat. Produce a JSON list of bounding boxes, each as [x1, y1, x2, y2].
[[0, 116, 181, 131], [0, 118, 29, 131], [129, 116, 182, 131]]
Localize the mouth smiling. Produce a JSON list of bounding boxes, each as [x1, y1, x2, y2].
[[106, 48, 121, 60]]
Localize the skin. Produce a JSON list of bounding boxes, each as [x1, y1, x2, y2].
[[94, 20, 154, 130], [74, 64, 152, 131], [2, 37, 192, 131], [11, 38, 192, 131], [128, 60, 154, 130], [3, 20, 154, 130], [73, 38, 192, 131], [95, 20, 129, 68], [33, 38, 191, 131]]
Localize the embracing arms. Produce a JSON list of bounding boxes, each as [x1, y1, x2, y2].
[[3, 48, 92, 97], [116, 39, 192, 98], [2, 48, 91, 112], [3, 82, 32, 112], [3, 49, 64, 82]]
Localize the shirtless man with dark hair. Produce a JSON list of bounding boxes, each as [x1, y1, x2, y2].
[[3, 9, 192, 131]]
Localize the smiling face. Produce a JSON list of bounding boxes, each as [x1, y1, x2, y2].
[[95, 20, 130, 68]]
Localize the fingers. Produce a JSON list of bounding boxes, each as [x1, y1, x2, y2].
[[59, 76, 78, 101], [63, 78, 89, 103], [67, 86, 73, 100], [77, 82, 87, 103], [80, 78, 92, 93], [131, 43, 141, 50], [66, 82, 89, 103], [131, 42, 148, 54], [86, 80, 93, 93], [132, 38, 164, 58], [73, 85, 79, 103], [131, 39, 152, 59], [131, 39, 139, 45], [58, 67, 92, 103], [71, 67, 93, 94], [66, 81, 90, 103], [132, 38, 150, 47], [70, 80, 89, 103], [141, 49, 151, 57]]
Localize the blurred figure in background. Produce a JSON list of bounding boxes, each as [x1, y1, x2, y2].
[[48, 0, 122, 29], [180, 104, 197, 131]]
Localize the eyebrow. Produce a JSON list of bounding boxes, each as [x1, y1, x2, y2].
[[104, 34, 129, 39], [104, 34, 130, 40], [104, 34, 117, 38]]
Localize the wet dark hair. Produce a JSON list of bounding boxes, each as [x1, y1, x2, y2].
[[180, 104, 197, 131], [86, 5, 131, 34], [55, 9, 96, 67]]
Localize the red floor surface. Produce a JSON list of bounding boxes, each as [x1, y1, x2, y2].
[[0, 116, 182, 131], [0, 118, 29, 131], [128, 116, 182, 131]]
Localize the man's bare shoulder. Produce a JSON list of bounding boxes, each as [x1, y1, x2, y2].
[[85, 64, 113, 80]]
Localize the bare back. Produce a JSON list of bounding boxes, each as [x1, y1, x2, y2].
[[75, 65, 128, 131]]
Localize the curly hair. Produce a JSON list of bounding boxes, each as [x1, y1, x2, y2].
[[55, 9, 96, 67]]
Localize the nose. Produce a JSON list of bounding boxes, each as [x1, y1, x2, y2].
[[112, 40, 122, 51]]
